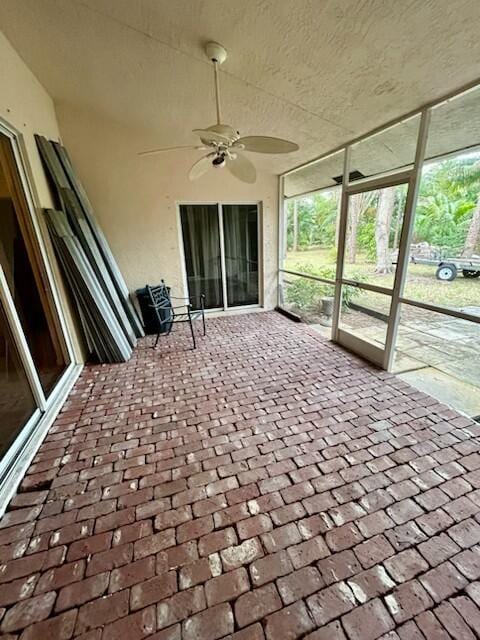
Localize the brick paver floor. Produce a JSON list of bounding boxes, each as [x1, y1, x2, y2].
[[1, 311, 480, 639]]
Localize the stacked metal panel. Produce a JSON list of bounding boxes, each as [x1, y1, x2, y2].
[[36, 135, 144, 362]]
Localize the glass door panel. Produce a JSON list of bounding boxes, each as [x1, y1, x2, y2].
[[180, 204, 223, 309], [0, 299, 37, 458], [343, 183, 408, 287], [337, 180, 411, 363], [223, 204, 259, 306], [339, 288, 392, 348], [0, 134, 68, 396]]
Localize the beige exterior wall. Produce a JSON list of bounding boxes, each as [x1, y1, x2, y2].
[[0, 28, 279, 373], [55, 104, 279, 310], [0, 33, 59, 206], [0, 32, 84, 361]]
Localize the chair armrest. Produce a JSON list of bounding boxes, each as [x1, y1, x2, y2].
[[170, 294, 206, 303], [150, 303, 192, 310]]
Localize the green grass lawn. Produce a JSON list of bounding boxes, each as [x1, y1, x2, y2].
[[284, 248, 479, 310]]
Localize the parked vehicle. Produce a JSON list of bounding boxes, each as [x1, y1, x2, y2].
[[411, 255, 480, 281]]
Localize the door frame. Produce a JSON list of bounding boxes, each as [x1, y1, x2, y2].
[[0, 120, 77, 366], [0, 118, 82, 513], [176, 201, 263, 311], [331, 110, 430, 369]]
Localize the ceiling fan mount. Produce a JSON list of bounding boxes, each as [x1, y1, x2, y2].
[[139, 41, 299, 183], [204, 41, 228, 65]]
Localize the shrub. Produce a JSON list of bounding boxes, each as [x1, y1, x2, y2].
[[284, 264, 363, 311]]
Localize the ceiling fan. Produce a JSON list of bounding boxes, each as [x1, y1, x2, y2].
[[139, 42, 299, 183]]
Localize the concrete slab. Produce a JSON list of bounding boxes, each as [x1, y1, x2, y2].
[[391, 353, 427, 374], [399, 367, 480, 417], [438, 357, 480, 390], [309, 323, 332, 339]]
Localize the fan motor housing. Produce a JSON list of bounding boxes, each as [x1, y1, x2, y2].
[[206, 124, 237, 140]]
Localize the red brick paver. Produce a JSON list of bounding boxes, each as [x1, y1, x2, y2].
[[0, 311, 479, 639]]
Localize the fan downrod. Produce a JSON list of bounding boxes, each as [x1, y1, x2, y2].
[[205, 41, 227, 65]]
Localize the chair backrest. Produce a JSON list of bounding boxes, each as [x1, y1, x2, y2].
[[146, 281, 173, 326]]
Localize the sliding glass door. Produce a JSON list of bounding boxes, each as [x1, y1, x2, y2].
[[0, 128, 72, 469], [223, 204, 259, 307], [0, 300, 38, 458], [180, 203, 260, 310], [180, 204, 223, 309]]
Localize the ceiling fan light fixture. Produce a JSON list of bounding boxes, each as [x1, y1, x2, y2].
[[212, 155, 226, 168], [139, 41, 299, 182]]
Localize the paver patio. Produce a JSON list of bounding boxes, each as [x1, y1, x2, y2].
[[1, 311, 480, 639]]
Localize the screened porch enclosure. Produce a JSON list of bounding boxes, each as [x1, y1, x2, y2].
[[279, 83, 480, 416]]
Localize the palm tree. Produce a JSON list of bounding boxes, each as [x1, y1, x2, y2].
[[459, 160, 480, 257], [415, 155, 480, 256], [437, 157, 479, 257], [313, 191, 339, 248], [463, 199, 480, 257], [415, 192, 468, 249]]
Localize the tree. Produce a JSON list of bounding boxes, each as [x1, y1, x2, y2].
[[434, 157, 480, 257], [413, 156, 480, 255], [415, 192, 471, 249], [375, 188, 395, 273], [313, 191, 339, 249], [286, 192, 339, 252], [462, 197, 480, 257], [459, 159, 480, 257], [292, 200, 298, 252], [346, 191, 374, 263], [286, 154, 480, 262], [392, 187, 406, 251]]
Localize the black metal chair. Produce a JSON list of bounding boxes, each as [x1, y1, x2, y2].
[[146, 281, 206, 349]]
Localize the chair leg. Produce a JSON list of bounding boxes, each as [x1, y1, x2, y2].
[[154, 332, 161, 348], [189, 318, 196, 349], [202, 311, 206, 336]]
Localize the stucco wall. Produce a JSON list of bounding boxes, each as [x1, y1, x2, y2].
[[55, 103, 279, 310], [0, 32, 83, 361], [0, 33, 60, 205]]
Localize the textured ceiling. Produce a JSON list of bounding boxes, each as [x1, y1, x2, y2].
[[1, 0, 480, 175]]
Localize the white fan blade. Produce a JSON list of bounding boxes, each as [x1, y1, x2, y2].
[[226, 153, 256, 184], [138, 145, 204, 157], [193, 129, 231, 145], [189, 154, 214, 180], [235, 135, 299, 154]]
